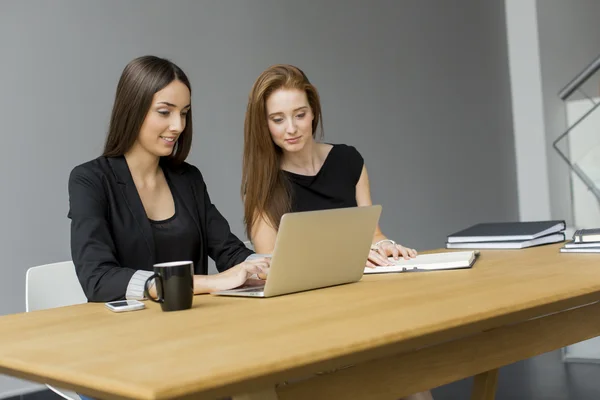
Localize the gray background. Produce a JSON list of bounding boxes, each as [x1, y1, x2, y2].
[[0, 0, 517, 395]]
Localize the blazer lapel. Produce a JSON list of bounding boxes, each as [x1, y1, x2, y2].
[[107, 156, 155, 259]]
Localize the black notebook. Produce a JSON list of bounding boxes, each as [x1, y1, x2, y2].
[[447, 232, 565, 249], [573, 228, 600, 243], [447, 220, 566, 243]]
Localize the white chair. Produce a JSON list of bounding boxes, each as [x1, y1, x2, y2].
[[26, 261, 87, 400]]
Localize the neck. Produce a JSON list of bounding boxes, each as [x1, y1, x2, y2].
[[124, 144, 161, 184], [281, 139, 321, 175]]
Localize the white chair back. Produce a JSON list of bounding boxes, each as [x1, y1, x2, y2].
[[25, 261, 86, 400], [26, 261, 87, 312]]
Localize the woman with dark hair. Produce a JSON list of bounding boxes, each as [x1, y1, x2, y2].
[[68, 55, 269, 303], [242, 64, 418, 268]]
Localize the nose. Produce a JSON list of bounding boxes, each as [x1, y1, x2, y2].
[[285, 118, 297, 134], [169, 114, 185, 133]]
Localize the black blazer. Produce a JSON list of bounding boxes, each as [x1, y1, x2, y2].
[[68, 156, 253, 302]]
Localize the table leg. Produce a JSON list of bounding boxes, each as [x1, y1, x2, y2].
[[471, 369, 498, 400]]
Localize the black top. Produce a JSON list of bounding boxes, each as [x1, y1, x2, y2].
[[284, 144, 364, 212], [68, 156, 253, 302], [149, 180, 201, 265]]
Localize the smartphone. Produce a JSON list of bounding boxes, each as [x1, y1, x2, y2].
[[104, 300, 146, 313]]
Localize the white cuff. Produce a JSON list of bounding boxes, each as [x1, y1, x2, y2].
[[125, 270, 155, 300]]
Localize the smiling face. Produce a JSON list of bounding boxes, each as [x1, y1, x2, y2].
[[134, 79, 191, 158], [265, 88, 315, 153]]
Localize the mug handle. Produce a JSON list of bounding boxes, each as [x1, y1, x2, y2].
[[144, 273, 163, 303]]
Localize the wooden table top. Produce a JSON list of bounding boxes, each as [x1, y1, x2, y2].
[[1, 243, 599, 399]]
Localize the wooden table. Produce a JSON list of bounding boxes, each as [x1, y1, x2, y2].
[[1, 243, 600, 400]]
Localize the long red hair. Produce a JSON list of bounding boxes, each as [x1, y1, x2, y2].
[[242, 64, 324, 239]]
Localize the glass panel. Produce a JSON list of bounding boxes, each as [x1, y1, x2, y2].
[[554, 56, 600, 221]]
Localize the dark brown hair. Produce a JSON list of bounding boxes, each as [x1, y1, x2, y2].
[[242, 64, 324, 239], [103, 55, 193, 164]]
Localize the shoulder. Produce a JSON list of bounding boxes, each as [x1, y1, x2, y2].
[[325, 143, 364, 183], [326, 143, 364, 167], [161, 159, 207, 187], [323, 143, 362, 158], [67, 157, 114, 208], [69, 156, 111, 186]]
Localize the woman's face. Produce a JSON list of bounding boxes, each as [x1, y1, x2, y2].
[[136, 80, 191, 158], [265, 88, 314, 153]]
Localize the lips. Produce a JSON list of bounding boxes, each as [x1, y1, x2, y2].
[[285, 137, 300, 143], [160, 136, 177, 146]]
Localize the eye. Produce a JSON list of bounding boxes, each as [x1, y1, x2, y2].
[[272, 118, 283, 124], [181, 112, 188, 117], [296, 113, 306, 119], [158, 110, 170, 116]]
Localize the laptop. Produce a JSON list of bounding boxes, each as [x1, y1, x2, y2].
[[213, 205, 382, 298]]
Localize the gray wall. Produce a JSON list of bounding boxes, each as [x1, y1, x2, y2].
[[0, 0, 517, 395], [536, 0, 600, 224]]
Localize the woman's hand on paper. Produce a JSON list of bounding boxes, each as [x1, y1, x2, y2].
[[366, 242, 418, 268], [382, 241, 418, 261], [366, 249, 394, 268]]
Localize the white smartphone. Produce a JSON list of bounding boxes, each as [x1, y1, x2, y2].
[[104, 300, 145, 313]]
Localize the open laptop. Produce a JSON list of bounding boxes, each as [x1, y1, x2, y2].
[[213, 205, 382, 298]]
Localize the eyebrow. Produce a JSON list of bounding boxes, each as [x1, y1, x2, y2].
[[268, 106, 308, 117], [157, 101, 191, 109]]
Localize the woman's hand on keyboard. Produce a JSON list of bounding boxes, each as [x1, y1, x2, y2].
[[208, 258, 271, 292]]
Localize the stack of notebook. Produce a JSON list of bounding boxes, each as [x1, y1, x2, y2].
[[560, 228, 600, 253], [446, 220, 566, 249]]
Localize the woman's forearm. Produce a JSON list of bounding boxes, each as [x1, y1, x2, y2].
[[193, 275, 220, 294], [373, 233, 388, 244], [146, 275, 221, 300]]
